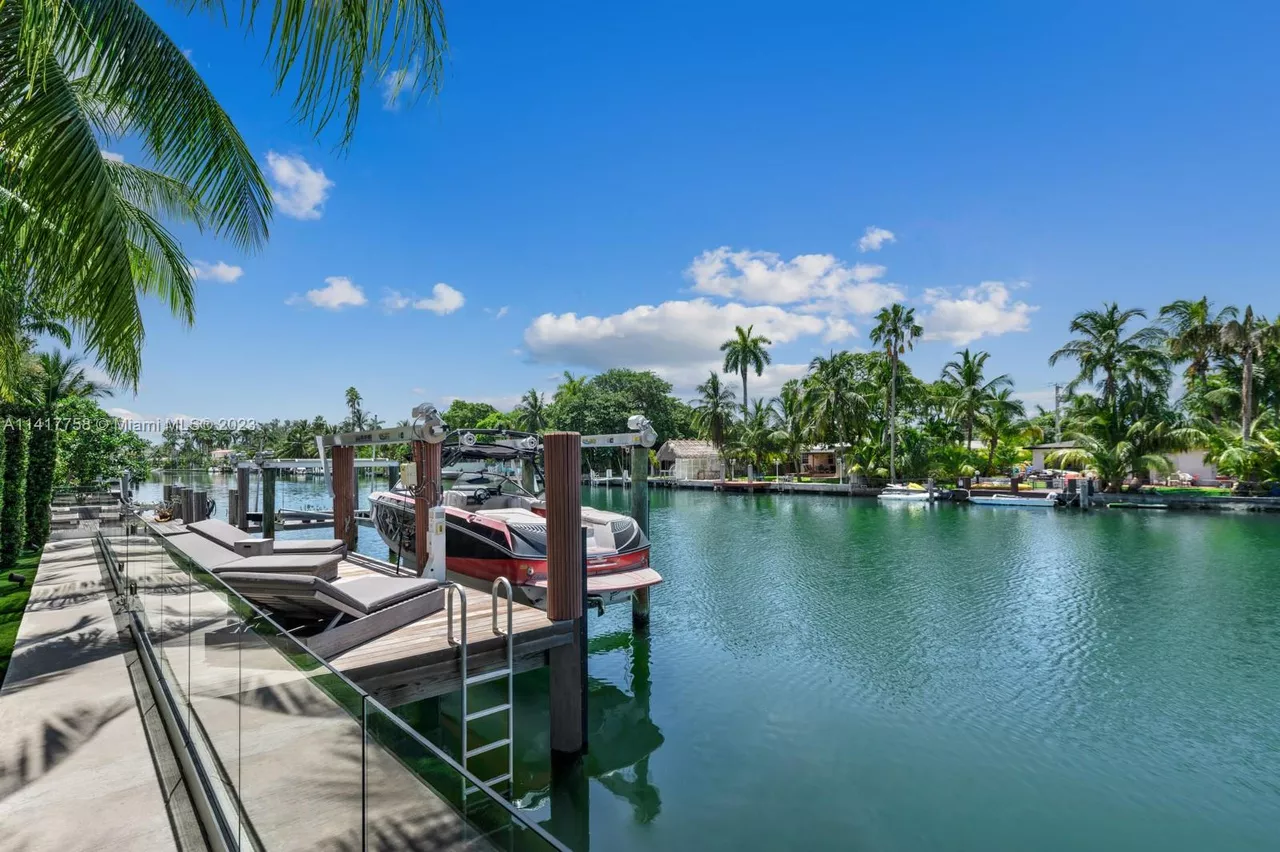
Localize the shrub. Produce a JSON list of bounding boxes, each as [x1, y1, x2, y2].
[[1, 420, 28, 571], [25, 417, 55, 549]]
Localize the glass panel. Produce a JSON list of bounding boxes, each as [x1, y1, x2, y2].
[[184, 569, 243, 846], [235, 612, 366, 850], [364, 698, 566, 852]]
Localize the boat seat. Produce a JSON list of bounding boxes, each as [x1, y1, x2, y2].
[[441, 490, 469, 508]]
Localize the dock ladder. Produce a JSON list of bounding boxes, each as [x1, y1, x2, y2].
[[447, 579, 516, 801]]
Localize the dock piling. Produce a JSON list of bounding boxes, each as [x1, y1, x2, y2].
[[235, 465, 250, 530], [261, 467, 277, 538], [411, 439, 442, 573], [191, 490, 208, 522], [545, 431, 587, 757], [227, 489, 239, 527], [331, 446, 357, 551], [629, 446, 651, 631]]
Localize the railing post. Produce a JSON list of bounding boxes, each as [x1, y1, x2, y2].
[[630, 446, 650, 631], [261, 467, 277, 538], [412, 439, 441, 574], [332, 446, 357, 551], [544, 431, 586, 757]]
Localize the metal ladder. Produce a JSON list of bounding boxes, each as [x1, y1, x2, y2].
[[447, 578, 515, 800]]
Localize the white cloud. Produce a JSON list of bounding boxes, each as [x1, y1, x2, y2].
[[857, 226, 896, 252], [523, 298, 826, 398], [380, 64, 416, 110], [823, 317, 856, 343], [921, 281, 1037, 344], [495, 306, 509, 319], [102, 150, 124, 163], [108, 407, 141, 421], [182, 48, 193, 60], [287, 276, 367, 310], [687, 247, 901, 313], [383, 283, 465, 315], [265, 151, 333, 220], [187, 259, 243, 283]]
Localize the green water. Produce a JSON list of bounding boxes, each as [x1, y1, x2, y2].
[[143, 476, 1280, 850]]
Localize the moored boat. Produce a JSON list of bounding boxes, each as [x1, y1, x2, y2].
[[878, 483, 932, 502], [368, 429, 660, 611], [967, 491, 1060, 507]]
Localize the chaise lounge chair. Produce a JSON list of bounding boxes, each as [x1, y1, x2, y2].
[[216, 572, 445, 656], [188, 518, 346, 556], [163, 531, 342, 580]]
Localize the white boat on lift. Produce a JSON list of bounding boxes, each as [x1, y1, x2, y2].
[[878, 483, 932, 502], [967, 491, 1060, 508]]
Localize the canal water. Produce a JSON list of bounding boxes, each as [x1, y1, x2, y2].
[[140, 474, 1280, 851]]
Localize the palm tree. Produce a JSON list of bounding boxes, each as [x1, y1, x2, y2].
[[556, 371, 588, 400], [728, 399, 780, 473], [0, 270, 72, 399], [772, 379, 810, 474], [940, 348, 1011, 449], [803, 351, 873, 465], [515, 388, 547, 432], [720, 324, 772, 417], [26, 351, 106, 406], [869, 303, 922, 482], [1159, 297, 1234, 394], [1050, 408, 1205, 493], [691, 372, 736, 462], [1, 2, 446, 388], [344, 386, 366, 431], [975, 388, 1030, 474], [1219, 306, 1280, 440], [1049, 304, 1168, 413]]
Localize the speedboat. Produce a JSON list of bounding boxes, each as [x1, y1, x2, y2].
[[368, 429, 660, 611], [967, 491, 1060, 507], [878, 483, 932, 502]]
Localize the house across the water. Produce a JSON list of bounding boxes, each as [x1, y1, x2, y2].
[[1025, 441, 1218, 483], [655, 440, 724, 480]]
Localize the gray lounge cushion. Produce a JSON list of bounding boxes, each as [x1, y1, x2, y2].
[[216, 554, 341, 581], [191, 517, 345, 555], [219, 572, 441, 618], [189, 518, 244, 548], [165, 531, 243, 569], [269, 539, 346, 555]]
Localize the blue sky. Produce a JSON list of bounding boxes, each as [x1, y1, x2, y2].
[[109, 1, 1280, 428]]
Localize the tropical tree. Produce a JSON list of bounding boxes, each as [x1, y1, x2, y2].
[[803, 351, 874, 465], [869, 303, 922, 482], [728, 399, 780, 473], [344, 386, 366, 431], [1159, 297, 1233, 394], [1, 1, 446, 388], [557, 371, 588, 400], [514, 388, 548, 432], [772, 379, 810, 474], [975, 388, 1033, 474], [940, 348, 1011, 449], [1218, 305, 1280, 439], [691, 372, 736, 461], [720, 324, 772, 417], [1049, 304, 1168, 413]]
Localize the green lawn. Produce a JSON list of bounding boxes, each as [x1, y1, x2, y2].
[[0, 550, 41, 687]]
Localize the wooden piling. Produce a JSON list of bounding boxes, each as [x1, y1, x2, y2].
[[544, 431, 587, 756], [235, 465, 250, 530], [331, 446, 357, 551], [191, 490, 208, 522], [227, 489, 239, 527], [261, 467, 277, 538], [411, 440, 442, 573], [630, 446, 650, 630]]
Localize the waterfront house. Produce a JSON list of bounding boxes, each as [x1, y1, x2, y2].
[[656, 440, 724, 480], [1025, 441, 1219, 484]]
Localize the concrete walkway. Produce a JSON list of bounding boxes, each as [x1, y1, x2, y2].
[[0, 536, 185, 852]]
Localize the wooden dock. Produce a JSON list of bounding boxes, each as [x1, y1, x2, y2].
[[325, 561, 574, 707]]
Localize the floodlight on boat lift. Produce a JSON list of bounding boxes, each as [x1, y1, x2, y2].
[[411, 402, 448, 443]]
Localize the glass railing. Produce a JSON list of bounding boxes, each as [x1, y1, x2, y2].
[[101, 509, 567, 852]]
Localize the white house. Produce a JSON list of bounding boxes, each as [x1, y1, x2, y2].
[[1024, 441, 1219, 483], [655, 440, 723, 480]]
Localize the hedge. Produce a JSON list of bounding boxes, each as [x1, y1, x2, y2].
[[25, 418, 55, 549], [1, 420, 27, 571]]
